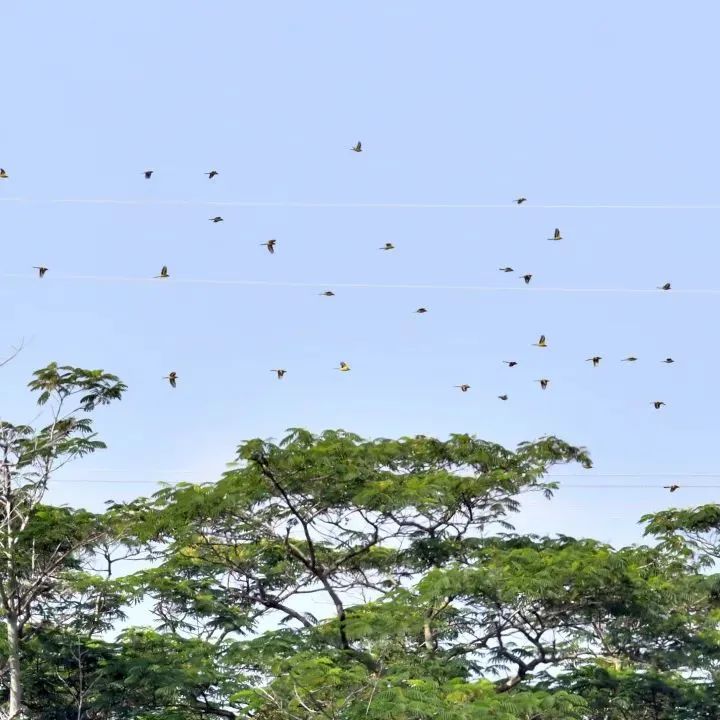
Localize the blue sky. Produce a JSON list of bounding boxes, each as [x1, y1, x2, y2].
[[2, 2, 720, 549]]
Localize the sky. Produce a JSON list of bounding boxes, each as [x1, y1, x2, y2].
[[2, 2, 720, 555]]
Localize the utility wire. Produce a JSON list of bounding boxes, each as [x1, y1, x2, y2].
[[1, 273, 717, 295], [4, 197, 720, 210]]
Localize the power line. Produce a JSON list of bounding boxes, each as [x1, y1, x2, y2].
[[4, 197, 720, 210], [1, 273, 717, 295]]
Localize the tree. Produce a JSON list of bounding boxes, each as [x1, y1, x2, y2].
[[112, 429, 594, 717], [0, 363, 125, 718]]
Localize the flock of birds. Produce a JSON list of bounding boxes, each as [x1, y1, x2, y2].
[[0, 147, 685, 491]]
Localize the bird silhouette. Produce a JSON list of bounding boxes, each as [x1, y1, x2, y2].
[[662, 358, 675, 364], [351, 141, 362, 152], [206, 170, 218, 179], [664, 484, 680, 492], [533, 335, 548, 348], [0, 169, 8, 179], [143, 170, 153, 179], [548, 228, 562, 241], [320, 291, 335, 297], [261, 239, 276, 254], [658, 282, 671, 291], [415, 307, 428, 314], [586, 356, 602, 367], [164, 372, 178, 388], [621, 356, 638, 362], [455, 384, 471, 392], [336, 362, 351, 372], [34, 266, 48, 278], [155, 266, 169, 279], [521, 273, 533, 285], [271, 369, 287, 379], [652, 401, 666, 409], [379, 243, 395, 251], [536, 379, 550, 390], [503, 361, 518, 367], [209, 216, 224, 223], [499, 267, 514, 273], [498, 394, 509, 401], [515, 197, 527, 204]]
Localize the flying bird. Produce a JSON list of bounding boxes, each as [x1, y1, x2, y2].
[[498, 394, 509, 401], [515, 197, 527, 204], [261, 239, 276, 254], [415, 307, 428, 314], [155, 265, 169, 279], [533, 335, 547, 348], [143, 170, 153, 179], [499, 267, 514, 273], [621, 356, 638, 362], [206, 170, 218, 179], [536, 379, 550, 390], [271, 369, 287, 379], [0, 169, 8, 179], [455, 384, 471, 392], [652, 401, 666, 409], [503, 361, 518, 367], [209, 216, 224, 223], [662, 358, 675, 364], [658, 282, 671, 291], [164, 372, 178, 388], [379, 243, 395, 250], [336, 362, 351, 372], [586, 356, 602, 367], [664, 484, 680, 493], [320, 291, 335, 297], [520, 273, 533, 285], [548, 228, 563, 241], [351, 141, 362, 152], [34, 266, 48, 278]]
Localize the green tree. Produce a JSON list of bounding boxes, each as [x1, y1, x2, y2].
[[112, 429, 594, 718], [0, 363, 125, 718]]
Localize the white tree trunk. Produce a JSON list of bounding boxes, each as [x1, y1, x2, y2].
[[6, 612, 23, 719]]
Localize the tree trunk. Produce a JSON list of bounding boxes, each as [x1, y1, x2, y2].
[[6, 612, 23, 719]]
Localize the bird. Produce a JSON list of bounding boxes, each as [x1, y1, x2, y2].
[[662, 358, 675, 364], [0, 169, 8, 179], [621, 356, 638, 362], [503, 361, 518, 367], [536, 379, 550, 390], [209, 216, 224, 223], [164, 372, 178, 388], [155, 265, 169, 279], [664, 484, 680, 493], [586, 356, 602, 367], [320, 291, 335, 297], [548, 228, 562, 241], [499, 267, 514, 273], [34, 266, 48, 278], [652, 401, 666, 409], [515, 197, 527, 204], [336, 362, 351, 372], [351, 141, 362, 152], [415, 307, 428, 314], [206, 170, 218, 179], [498, 394, 509, 401], [658, 282, 671, 291], [520, 273, 533, 285], [455, 384, 471, 392], [533, 335, 548, 348], [261, 239, 276, 254], [143, 170, 153, 179], [379, 243, 395, 251], [271, 369, 287, 379]]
